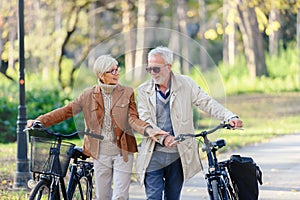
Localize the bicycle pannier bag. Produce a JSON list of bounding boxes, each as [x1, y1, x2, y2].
[[228, 155, 263, 200]]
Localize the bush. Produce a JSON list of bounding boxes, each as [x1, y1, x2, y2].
[[218, 45, 299, 94], [0, 88, 76, 143], [0, 98, 18, 142]]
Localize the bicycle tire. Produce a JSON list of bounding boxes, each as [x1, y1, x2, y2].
[[68, 175, 93, 200], [211, 180, 221, 200], [226, 181, 237, 200], [29, 179, 51, 200], [211, 179, 233, 200]]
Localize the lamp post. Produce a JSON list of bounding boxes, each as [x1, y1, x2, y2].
[[13, 0, 31, 189]]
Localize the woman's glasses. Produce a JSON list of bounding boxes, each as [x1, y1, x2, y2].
[[106, 67, 121, 75], [146, 64, 168, 74]]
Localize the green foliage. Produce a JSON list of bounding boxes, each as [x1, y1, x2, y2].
[[0, 98, 18, 143], [0, 68, 76, 142], [0, 87, 76, 143], [218, 46, 299, 94], [266, 45, 298, 78], [26, 89, 76, 137]]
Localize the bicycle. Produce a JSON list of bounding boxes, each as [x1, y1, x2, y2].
[[24, 121, 104, 200], [173, 123, 238, 200]]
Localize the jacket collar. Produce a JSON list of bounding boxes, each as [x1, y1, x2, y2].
[[92, 84, 124, 109]]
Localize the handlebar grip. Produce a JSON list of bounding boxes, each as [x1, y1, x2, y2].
[[223, 124, 232, 129], [23, 121, 44, 132]]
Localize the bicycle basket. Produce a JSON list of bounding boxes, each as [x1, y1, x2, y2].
[[30, 136, 75, 177]]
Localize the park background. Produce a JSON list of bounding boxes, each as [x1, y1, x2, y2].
[[0, 0, 300, 199]]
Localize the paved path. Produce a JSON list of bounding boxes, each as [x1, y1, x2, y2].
[[129, 134, 300, 200]]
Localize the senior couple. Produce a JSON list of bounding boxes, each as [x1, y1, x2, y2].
[[27, 46, 243, 200]]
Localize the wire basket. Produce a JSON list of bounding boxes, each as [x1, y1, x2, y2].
[[30, 136, 75, 177]]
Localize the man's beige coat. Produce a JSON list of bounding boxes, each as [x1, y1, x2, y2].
[[136, 72, 237, 185]]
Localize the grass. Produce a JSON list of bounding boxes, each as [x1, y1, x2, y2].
[[1, 92, 300, 199]]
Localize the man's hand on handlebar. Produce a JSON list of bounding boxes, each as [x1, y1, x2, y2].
[[228, 118, 243, 129], [163, 135, 179, 148]]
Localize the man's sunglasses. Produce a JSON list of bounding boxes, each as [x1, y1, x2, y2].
[[106, 67, 121, 75], [146, 64, 168, 73]]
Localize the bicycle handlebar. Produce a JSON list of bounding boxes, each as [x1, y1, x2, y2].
[[174, 123, 232, 142], [24, 121, 104, 140]]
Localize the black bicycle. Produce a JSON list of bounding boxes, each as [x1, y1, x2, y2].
[[24, 121, 103, 200], [174, 123, 238, 200]]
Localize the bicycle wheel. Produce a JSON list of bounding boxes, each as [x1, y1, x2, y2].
[[68, 175, 93, 200], [211, 179, 232, 200], [29, 179, 51, 200], [211, 180, 221, 200]]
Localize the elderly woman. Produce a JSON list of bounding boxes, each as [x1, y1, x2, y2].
[[27, 55, 167, 200]]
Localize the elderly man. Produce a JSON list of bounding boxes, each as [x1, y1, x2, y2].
[[136, 46, 243, 200]]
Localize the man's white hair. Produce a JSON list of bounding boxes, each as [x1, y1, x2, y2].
[[148, 46, 173, 64]]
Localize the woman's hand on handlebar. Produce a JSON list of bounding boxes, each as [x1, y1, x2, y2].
[[27, 120, 36, 128], [145, 127, 169, 142], [26, 120, 43, 129]]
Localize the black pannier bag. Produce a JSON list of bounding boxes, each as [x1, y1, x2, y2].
[[228, 155, 263, 200]]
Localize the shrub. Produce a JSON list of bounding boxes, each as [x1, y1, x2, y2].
[[0, 88, 76, 143]]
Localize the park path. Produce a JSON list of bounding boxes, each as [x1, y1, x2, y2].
[[129, 133, 300, 200]]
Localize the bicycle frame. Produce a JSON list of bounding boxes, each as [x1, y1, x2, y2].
[[26, 122, 101, 200], [67, 152, 94, 199], [174, 123, 237, 200], [202, 135, 230, 199]]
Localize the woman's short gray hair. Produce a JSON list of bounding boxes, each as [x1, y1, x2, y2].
[[148, 46, 173, 64], [93, 55, 118, 76]]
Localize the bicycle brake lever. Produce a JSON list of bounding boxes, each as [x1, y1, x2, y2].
[[223, 124, 232, 129], [23, 127, 31, 132], [174, 135, 185, 142]]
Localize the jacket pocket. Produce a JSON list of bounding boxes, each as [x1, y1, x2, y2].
[[115, 99, 130, 109]]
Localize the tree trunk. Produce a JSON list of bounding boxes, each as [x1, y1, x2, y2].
[[235, 0, 268, 79], [297, 8, 300, 85], [198, 0, 208, 71], [269, 5, 281, 57], [134, 0, 147, 82], [57, 2, 90, 89], [176, 0, 190, 74], [122, 0, 135, 81], [223, 0, 236, 65], [88, 2, 97, 73]]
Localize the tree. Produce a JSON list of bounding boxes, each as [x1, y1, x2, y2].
[[57, 1, 91, 89], [268, 3, 281, 57], [122, 0, 135, 81], [223, 0, 236, 65], [235, 0, 268, 79], [198, 0, 209, 70], [297, 7, 300, 82], [134, 0, 147, 82], [175, 0, 190, 74]]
